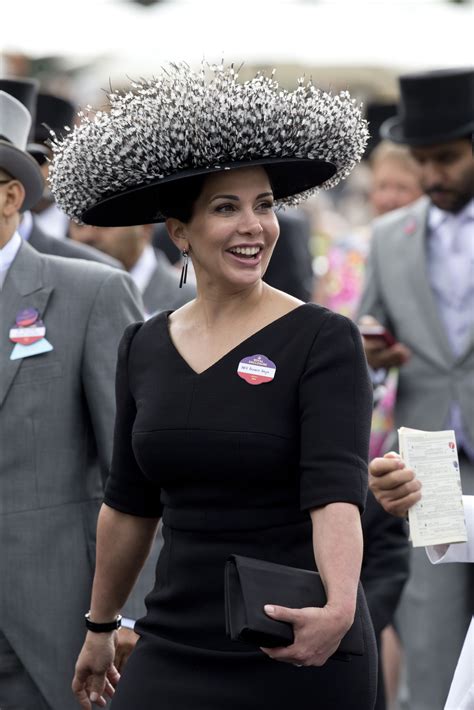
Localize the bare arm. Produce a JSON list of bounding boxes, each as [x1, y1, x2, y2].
[[89, 504, 159, 621], [262, 502, 362, 667], [310, 502, 362, 623], [72, 505, 159, 710]]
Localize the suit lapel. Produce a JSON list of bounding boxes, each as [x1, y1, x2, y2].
[[0, 242, 53, 408], [404, 200, 454, 365]]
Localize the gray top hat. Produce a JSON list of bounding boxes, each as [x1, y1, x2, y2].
[[0, 90, 44, 211]]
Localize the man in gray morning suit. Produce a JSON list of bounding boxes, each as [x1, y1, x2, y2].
[[27, 212, 123, 267], [69, 221, 196, 316], [0, 91, 148, 709], [358, 68, 474, 710]]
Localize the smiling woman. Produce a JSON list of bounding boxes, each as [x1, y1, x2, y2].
[[164, 167, 279, 297], [50, 63, 377, 710]]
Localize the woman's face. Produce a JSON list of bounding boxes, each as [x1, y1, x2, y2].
[[173, 167, 280, 291]]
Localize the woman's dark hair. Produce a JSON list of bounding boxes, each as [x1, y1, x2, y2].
[[157, 174, 208, 223]]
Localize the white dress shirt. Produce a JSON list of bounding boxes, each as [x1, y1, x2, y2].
[[129, 243, 157, 294], [18, 210, 34, 241], [0, 232, 22, 289], [427, 199, 474, 459], [34, 203, 69, 239], [427, 496, 474, 710]]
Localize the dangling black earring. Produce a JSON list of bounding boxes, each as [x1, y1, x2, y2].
[[179, 250, 189, 288]]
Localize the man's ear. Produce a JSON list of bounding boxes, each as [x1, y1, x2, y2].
[[2, 180, 26, 217], [165, 218, 189, 252]]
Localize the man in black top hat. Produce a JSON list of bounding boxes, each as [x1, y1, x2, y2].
[[358, 67, 474, 710]]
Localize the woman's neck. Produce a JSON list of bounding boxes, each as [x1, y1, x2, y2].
[[191, 280, 268, 330]]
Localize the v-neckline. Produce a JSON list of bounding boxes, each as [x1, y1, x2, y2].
[[163, 303, 308, 377]]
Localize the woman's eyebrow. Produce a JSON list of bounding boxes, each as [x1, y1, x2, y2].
[[209, 191, 274, 204]]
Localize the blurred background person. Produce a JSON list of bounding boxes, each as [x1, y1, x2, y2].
[[263, 209, 314, 302], [369, 454, 474, 710], [315, 136, 423, 319], [370, 141, 424, 219], [69, 221, 196, 316], [358, 67, 474, 710], [0, 77, 122, 267], [361, 492, 410, 710], [314, 103, 424, 710], [0, 89, 144, 710]]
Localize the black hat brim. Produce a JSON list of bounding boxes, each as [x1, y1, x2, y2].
[[81, 157, 337, 227], [0, 142, 44, 211], [380, 116, 474, 146]]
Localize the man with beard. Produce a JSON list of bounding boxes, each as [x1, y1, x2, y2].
[[358, 67, 474, 710]]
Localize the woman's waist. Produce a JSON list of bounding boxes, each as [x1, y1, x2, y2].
[[161, 504, 307, 532]]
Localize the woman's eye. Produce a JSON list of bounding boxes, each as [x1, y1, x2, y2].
[[257, 201, 274, 211], [215, 203, 236, 213]]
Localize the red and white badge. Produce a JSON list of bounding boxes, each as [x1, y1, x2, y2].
[[237, 354, 276, 386], [9, 323, 46, 345]]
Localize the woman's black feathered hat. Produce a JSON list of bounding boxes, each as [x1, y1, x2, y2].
[[49, 63, 369, 226]]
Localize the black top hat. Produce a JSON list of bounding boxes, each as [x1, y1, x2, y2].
[[381, 67, 474, 146], [27, 93, 76, 163], [364, 102, 397, 158], [0, 77, 39, 141], [34, 93, 76, 143]]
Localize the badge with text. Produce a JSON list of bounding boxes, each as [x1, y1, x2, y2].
[[10, 307, 46, 346], [9, 306, 52, 359], [237, 354, 276, 386], [10, 321, 46, 345]]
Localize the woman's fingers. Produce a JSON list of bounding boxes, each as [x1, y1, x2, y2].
[[263, 604, 303, 625], [261, 606, 341, 667]]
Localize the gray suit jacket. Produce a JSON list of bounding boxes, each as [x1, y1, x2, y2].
[[358, 197, 474, 708], [358, 196, 474, 445], [0, 242, 145, 709], [142, 249, 196, 316], [29, 218, 123, 269]]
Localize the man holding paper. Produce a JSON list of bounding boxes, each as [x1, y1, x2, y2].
[[370, 453, 474, 710], [358, 67, 474, 709]]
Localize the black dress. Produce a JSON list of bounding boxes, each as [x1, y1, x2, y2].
[[105, 304, 377, 709]]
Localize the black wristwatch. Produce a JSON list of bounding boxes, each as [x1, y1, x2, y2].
[[85, 611, 122, 633]]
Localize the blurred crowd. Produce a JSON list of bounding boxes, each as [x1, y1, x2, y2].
[[0, 63, 472, 710]]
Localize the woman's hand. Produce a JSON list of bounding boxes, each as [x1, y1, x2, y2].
[[260, 603, 353, 667], [71, 631, 120, 709]]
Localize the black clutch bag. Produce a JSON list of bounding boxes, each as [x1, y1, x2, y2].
[[224, 555, 367, 660]]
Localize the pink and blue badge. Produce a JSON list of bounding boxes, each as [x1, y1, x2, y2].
[[237, 354, 276, 386], [9, 307, 53, 360]]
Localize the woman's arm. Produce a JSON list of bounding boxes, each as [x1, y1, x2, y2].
[[310, 502, 363, 624], [72, 505, 159, 710], [261, 502, 363, 667], [89, 504, 159, 621]]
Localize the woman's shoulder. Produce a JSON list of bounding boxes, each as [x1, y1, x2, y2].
[[292, 301, 356, 333], [126, 310, 171, 349]]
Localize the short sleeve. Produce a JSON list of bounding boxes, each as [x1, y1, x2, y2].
[[104, 322, 163, 518], [299, 312, 372, 513]]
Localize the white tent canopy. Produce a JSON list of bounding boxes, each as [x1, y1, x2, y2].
[[3, 0, 472, 69]]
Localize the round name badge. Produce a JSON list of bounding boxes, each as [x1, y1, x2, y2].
[[16, 307, 40, 328], [237, 354, 276, 386]]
